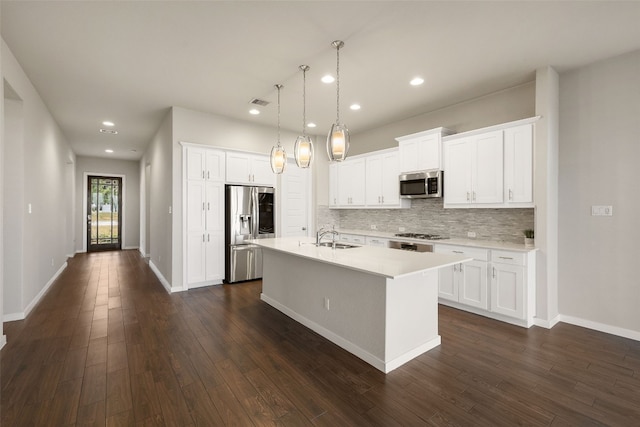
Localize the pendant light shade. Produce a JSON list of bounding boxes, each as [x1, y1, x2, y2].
[[270, 84, 286, 174], [327, 40, 350, 162], [294, 65, 313, 168]]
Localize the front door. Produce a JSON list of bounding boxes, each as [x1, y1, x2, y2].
[[87, 176, 122, 252]]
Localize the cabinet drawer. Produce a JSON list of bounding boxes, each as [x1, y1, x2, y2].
[[491, 250, 525, 266], [435, 245, 488, 261]]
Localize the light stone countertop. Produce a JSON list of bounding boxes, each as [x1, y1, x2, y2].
[[251, 237, 472, 279], [337, 229, 538, 252]]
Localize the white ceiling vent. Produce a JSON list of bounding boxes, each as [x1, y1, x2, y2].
[[250, 98, 270, 107]]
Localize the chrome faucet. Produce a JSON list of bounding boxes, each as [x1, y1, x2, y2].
[[316, 226, 339, 246]]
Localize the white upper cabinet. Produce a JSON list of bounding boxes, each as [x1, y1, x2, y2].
[[396, 127, 455, 173], [443, 117, 537, 208], [329, 148, 409, 209], [365, 149, 409, 208], [444, 131, 503, 206], [504, 124, 534, 206], [226, 152, 275, 187], [187, 147, 225, 182], [337, 158, 366, 207]]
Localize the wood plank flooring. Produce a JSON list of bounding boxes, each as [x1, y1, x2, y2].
[[2, 250, 640, 426]]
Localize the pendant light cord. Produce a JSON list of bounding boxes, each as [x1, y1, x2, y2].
[[302, 67, 307, 136], [336, 44, 340, 124], [276, 84, 282, 146]]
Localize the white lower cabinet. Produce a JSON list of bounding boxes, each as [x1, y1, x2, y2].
[[490, 250, 527, 320], [339, 233, 365, 244], [436, 244, 536, 327], [435, 246, 489, 310], [365, 236, 389, 247]]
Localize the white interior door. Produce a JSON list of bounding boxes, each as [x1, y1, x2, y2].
[[281, 162, 310, 237]]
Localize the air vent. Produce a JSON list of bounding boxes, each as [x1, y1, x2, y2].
[[250, 98, 270, 107]]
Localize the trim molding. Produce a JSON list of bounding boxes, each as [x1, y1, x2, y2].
[[0, 335, 6, 350], [149, 260, 184, 293], [3, 262, 68, 322], [559, 314, 640, 342], [533, 314, 561, 329]]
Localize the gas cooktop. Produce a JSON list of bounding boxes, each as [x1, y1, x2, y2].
[[394, 232, 448, 240]]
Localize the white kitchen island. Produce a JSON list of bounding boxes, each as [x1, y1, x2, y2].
[[252, 237, 472, 373]]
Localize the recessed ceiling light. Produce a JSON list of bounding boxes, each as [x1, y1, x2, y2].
[[321, 75, 335, 84], [350, 104, 361, 111], [307, 122, 316, 128], [105, 149, 114, 153], [130, 149, 137, 153], [102, 121, 115, 127], [249, 109, 260, 115], [410, 77, 424, 86], [99, 128, 118, 134]]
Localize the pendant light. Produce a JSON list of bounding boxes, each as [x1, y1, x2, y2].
[[270, 84, 286, 174], [327, 40, 350, 162], [294, 65, 313, 168]]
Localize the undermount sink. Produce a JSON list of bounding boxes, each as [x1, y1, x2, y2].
[[316, 241, 359, 249]]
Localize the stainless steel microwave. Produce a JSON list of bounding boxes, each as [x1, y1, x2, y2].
[[399, 170, 443, 199]]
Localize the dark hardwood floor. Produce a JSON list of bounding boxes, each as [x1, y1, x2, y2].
[[2, 250, 640, 426]]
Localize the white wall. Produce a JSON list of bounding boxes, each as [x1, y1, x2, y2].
[[559, 49, 640, 336], [0, 9, 5, 347], [141, 110, 173, 288], [74, 156, 141, 252], [3, 95, 23, 315], [2, 39, 75, 320]]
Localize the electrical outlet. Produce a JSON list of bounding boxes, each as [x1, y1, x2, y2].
[[324, 297, 330, 311], [370, 224, 377, 230], [467, 231, 477, 238], [399, 227, 406, 232], [591, 205, 613, 216]]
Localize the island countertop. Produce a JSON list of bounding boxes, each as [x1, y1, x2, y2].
[[251, 237, 472, 279]]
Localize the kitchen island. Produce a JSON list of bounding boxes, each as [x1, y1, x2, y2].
[[252, 237, 472, 373]]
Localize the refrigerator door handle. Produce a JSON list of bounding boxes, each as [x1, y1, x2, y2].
[[251, 187, 259, 239]]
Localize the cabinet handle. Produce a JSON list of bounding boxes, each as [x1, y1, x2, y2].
[[453, 250, 464, 254], [453, 264, 457, 272], [207, 202, 210, 211], [498, 256, 513, 260], [207, 234, 210, 242], [473, 192, 476, 201], [381, 196, 384, 203], [202, 171, 205, 179], [509, 189, 513, 201], [202, 202, 205, 211], [207, 171, 210, 179], [466, 192, 470, 201], [202, 234, 205, 242], [492, 267, 497, 278]]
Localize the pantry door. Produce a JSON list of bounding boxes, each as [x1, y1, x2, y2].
[[87, 176, 122, 251]]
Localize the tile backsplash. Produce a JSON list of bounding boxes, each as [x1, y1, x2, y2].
[[317, 199, 534, 244]]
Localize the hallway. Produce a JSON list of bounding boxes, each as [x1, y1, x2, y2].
[[2, 250, 640, 426]]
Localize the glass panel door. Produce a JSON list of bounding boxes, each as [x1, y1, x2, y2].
[[87, 176, 122, 251]]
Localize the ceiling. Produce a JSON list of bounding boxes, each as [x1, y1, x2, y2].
[[3, 1, 640, 161]]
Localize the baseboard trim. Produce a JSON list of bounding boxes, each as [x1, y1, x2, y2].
[[3, 262, 68, 323], [534, 314, 561, 329], [148, 261, 184, 294], [559, 314, 640, 342]]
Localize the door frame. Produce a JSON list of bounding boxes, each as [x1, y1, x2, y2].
[[82, 172, 126, 253]]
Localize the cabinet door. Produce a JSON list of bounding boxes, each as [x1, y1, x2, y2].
[[399, 139, 420, 173], [186, 232, 206, 284], [329, 163, 339, 207], [205, 182, 223, 233], [418, 134, 441, 171], [459, 260, 488, 309], [365, 236, 388, 247], [251, 155, 276, 186], [187, 148, 205, 181], [381, 151, 401, 206], [365, 154, 383, 205], [338, 159, 365, 206], [205, 150, 225, 182], [187, 181, 206, 231], [504, 124, 533, 204], [491, 263, 525, 319], [473, 131, 504, 204], [438, 264, 458, 301], [444, 138, 473, 204], [204, 232, 224, 282], [226, 153, 252, 183]]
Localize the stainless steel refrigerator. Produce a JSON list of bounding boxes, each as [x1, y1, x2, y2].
[[225, 185, 275, 283]]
